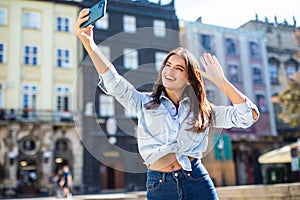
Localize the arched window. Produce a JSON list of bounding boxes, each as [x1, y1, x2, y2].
[[55, 139, 68, 152]]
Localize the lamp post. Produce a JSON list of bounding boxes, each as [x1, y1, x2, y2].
[[217, 137, 226, 186], [297, 138, 300, 181], [106, 117, 117, 145]]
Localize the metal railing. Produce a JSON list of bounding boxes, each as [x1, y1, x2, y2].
[[0, 108, 74, 123]]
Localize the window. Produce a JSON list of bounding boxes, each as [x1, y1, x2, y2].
[[268, 63, 279, 84], [22, 84, 38, 109], [200, 34, 212, 52], [95, 13, 109, 30], [23, 45, 38, 66], [21, 137, 36, 151], [56, 16, 70, 32], [20, 137, 40, 155], [286, 63, 297, 80], [0, 8, 7, 26], [153, 19, 166, 37], [225, 38, 237, 56], [124, 48, 138, 70], [255, 94, 267, 112], [252, 67, 263, 85], [56, 86, 71, 111], [99, 94, 114, 117], [249, 41, 261, 59], [228, 64, 240, 83], [155, 52, 167, 71], [123, 15, 136, 33], [0, 43, 5, 63], [56, 49, 70, 68], [0, 88, 3, 108], [23, 11, 40, 29], [55, 139, 68, 152]]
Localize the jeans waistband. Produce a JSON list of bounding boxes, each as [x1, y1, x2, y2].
[[147, 158, 199, 181]]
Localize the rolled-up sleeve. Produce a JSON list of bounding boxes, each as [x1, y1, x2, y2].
[[212, 98, 260, 129], [98, 66, 121, 95]]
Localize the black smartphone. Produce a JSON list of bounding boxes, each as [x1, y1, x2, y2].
[[80, 0, 107, 28]]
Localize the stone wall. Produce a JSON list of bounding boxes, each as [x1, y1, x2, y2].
[[216, 183, 300, 200]]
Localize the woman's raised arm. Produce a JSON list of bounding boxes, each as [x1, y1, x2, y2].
[[199, 53, 259, 120], [74, 8, 110, 75]]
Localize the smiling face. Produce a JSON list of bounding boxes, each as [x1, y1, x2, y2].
[[162, 54, 190, 100], [150, 47, 212, 132]]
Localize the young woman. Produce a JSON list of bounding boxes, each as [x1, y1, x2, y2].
[[75, 9, 259, 200]]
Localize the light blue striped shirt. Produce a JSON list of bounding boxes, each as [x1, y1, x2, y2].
[[98, 67, 259, 171]]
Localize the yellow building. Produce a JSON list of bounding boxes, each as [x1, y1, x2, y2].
[[0, 0, 83, 197]]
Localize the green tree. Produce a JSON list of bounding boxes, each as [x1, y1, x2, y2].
[[278, 73, 300, 127]]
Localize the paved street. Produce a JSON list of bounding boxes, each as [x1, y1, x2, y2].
[[3, 183, 300, 200], [4, 192, 147, 200]]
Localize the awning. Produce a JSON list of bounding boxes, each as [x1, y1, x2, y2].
[[258, 143, 297, 164]]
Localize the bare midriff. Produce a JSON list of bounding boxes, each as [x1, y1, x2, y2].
[[148, 153, 194, 172]]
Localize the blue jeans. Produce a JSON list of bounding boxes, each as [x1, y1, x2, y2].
[[146, 158, 219, 200]]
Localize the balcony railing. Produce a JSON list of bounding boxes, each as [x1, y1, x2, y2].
[[0, 108, 74, 123]]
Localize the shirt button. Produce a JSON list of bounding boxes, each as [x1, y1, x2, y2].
[[174, 172, 178, 177]]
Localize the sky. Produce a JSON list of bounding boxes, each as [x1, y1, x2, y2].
[[172, 0, 299, 28]]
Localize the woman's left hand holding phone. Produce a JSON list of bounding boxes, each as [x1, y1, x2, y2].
[[74, 8, 110, 75], [75, 9, 97, 53]]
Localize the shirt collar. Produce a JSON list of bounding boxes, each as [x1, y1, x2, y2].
[[159, 91, 190, 104]]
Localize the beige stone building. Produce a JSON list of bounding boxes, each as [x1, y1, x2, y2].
[[0, 0, 83, 197]]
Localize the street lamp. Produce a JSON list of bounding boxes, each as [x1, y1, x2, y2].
[[8, 151, 17, 165], [43, 150, 52, 163]]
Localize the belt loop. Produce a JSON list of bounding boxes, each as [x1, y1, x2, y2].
[[162, 172, 166, 182], [183, 170, 187, 178]]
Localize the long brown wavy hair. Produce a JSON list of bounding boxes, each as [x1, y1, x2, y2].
[[145, 47, 213, 133]]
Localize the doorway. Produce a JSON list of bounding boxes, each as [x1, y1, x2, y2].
[[99, 163, 125, 191], [17, 159, 38, 195]]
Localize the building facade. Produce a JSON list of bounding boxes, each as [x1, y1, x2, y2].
[[80, 0, 179, 193], [180, 19, 276, 186], [240, 17, 300, 183], [0, 0, 83, 197], [240, 17, 299, 136]]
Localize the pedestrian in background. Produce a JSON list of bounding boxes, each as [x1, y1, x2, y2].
[[62, 165, 72, 198], [55, 168, 64, 198], [75, 8, 259, 200]]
